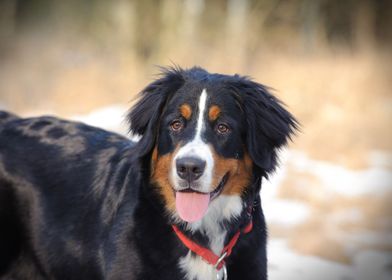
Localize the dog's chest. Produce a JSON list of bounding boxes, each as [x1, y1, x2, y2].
[[178, 226, 227, 280], [179, 252, 226, 280]]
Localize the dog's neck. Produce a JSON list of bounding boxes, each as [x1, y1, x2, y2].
[[173, 194, 247, 255], [171, 177, 261, 253]]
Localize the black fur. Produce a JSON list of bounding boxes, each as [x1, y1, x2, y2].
[[128, 67, 185, 157], [0, 67, 297, 279]]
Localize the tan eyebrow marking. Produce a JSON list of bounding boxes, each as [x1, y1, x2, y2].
[[180, 104, 192, 120], [208, 105, 221, 121]]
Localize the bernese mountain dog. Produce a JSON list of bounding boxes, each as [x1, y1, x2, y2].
[[0, 67, 297, 280]]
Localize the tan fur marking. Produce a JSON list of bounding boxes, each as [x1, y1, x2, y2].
[[151, 146, 179, 213], [180, 104, 192, 120], [150, 146, 158, 174], [210, 149, 253, 196], [152, 146, 158, 163], [208, 105, 221, 121]]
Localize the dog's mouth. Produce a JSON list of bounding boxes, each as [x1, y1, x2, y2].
[[209, 172, 229, 200], [174, 172, 229, 223]]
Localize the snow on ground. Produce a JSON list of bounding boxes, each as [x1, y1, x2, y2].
[[73, 105, 392, 280], [264, 150, 392, 279], [268, 239, 392, 280], [262, 148, 392, 226], [71, 104, 129, 136], [285, 150, 392, 197]]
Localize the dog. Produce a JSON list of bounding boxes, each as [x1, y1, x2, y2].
[[0, 66, 297, 280]]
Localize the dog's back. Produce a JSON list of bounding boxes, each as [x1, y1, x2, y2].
[[0, 112, 139, 279], [0, 111, 18, 126]]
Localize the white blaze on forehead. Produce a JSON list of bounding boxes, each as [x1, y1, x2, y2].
[[171, 89, 214, 193], [195, 89, 208, 140]]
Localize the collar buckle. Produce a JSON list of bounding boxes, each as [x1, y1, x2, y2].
[[213, 251, 228, 269], [215, 262, 228, 280]]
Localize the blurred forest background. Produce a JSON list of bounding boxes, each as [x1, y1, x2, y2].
[[0, 0, 391, 164], [0, 0, 391, 278]]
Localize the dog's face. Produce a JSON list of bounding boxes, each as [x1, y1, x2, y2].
[[129, 67, 297, 223], [152, 84, 253, 222]]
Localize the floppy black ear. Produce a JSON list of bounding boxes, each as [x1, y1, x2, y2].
[[229, 77, 298, 175], [128, 68, 184, 157]]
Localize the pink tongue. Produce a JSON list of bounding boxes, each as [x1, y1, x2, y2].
[[175, 192, 210, 222]]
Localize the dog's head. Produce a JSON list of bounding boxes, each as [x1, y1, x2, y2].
[[129, 67, 297, 224]]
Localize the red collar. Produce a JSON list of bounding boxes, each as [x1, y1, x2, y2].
[[171, 219, 253, 270]]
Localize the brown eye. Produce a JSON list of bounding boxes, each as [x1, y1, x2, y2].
[[216, 123, 230, 134], [170, 119, 184, 132]]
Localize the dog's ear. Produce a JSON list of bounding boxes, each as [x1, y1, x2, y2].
[[229, 77, 298, 175], [128, 68, 184, 157]]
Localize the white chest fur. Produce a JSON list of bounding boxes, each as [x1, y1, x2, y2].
[[179, 251, 225, 280]]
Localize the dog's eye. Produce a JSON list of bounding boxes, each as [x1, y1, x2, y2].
[[216, 123, 230, 135], [170, 119, 184, 132]]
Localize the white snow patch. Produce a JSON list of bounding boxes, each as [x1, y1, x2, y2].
[[261, 150, 311, 227], [268, 239, 355, 280], [344, 230, 392, 247], [71, 105, 129, 135], [268, 239, 392, 280], [369, 150, 392, 168], [353, 250, 392, 280], [264, 199, 310, 226], [285, 151, 392, 197]]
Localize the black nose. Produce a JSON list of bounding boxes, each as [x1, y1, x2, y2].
[[176, 157, 206, 182]]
